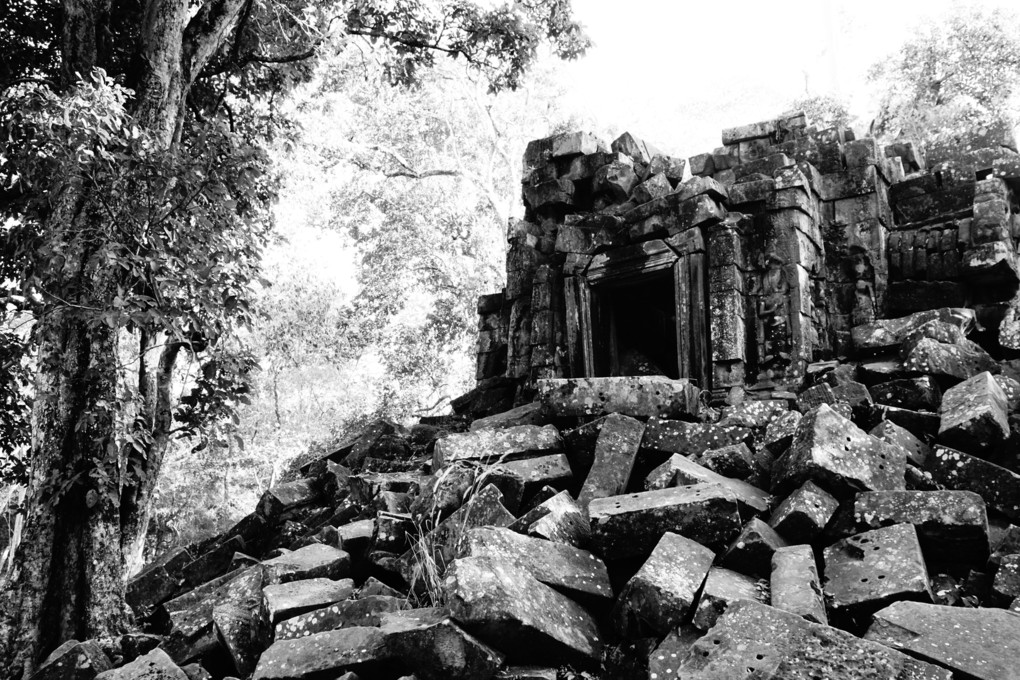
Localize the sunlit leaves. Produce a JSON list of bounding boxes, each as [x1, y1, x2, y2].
[[868, 5, 1020, 147]]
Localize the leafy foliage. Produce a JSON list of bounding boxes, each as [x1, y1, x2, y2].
[[868, 4, 1020, 148], [790, 93, 855, 131]]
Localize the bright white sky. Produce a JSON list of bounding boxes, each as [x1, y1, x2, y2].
[[554, 0, 1013, 157]]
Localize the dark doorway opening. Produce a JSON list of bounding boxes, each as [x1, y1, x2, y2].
[[592, 271, 679, 378]]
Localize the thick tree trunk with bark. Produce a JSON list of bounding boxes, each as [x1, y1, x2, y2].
[[0, 0, 246, 672], [0, 271, 125, 675]]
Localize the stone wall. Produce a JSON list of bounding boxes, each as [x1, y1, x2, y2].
[[475, 113, 1020, 403]]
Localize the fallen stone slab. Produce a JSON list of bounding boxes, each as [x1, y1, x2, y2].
[[499, 453, 573, 497], [95, 649, 188, 680], [127, 546, 193, 610], [275, 595, 409, 640], [578, 413, 644, 507], [772, 403, 906, 495], [865, 601, 1020, 680], [212, 601, 271, 677], [613, 532, 714, 636], [458, 527, 611, 601], [852, 308, 975, 354], [257, 478, 321, 522], [431, 425, 562, 469], [536, 376, 699, 419], [693, 442, 758, 482], [161, 565, 264, 657], [261, 544, 351, 585], [376, 608, 504, 680], [768, 479, 838, 542], [407, 483, 515, 580], [444, 555, 602, 665], [926, 445, 1020, 521], [508, 490, 591, 547], [761, 409, 801, 455], [938, 371, 1010, 455], [262, 578, 355, 624], [256, 607, 503, 680], [870, 420, 930, 466], [718, 399, 789, 428], [640, 418, 752, 458], [251, 626, 393, 679], [560, 416, 607, 481], [643, 453, 771, 514], [854, 490, 989, 564], [720, 517, 789, 577], [992, 554, 1020, 604], [902, 337, 997, 383], [666, 600, 951, 679], [771, 544, 827, 624], [691, 566, 765, 630], [822, 523, 932, 617], [589, 483, 744, 559], [870, 376, 942, 411], [468, 402, 546, 431], [647, 627, 703, 680], [30, 639, 113, 680]]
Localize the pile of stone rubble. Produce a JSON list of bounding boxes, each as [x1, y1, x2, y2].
[[31, 307, 1020, 679]]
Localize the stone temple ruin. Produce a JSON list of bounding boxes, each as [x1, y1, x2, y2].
[[59, 115, 1020, 680], [474, 112, 1020, 405]]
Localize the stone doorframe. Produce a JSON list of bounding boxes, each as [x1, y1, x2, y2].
[[563, 228, 711, 390]]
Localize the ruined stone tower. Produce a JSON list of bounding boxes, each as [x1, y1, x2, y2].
[[473, 113, 1020, 405]]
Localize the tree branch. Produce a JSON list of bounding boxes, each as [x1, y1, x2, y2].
[[182, 0, 249, 85], [345, 28, 475, 64], [385, 169, 459, 180]]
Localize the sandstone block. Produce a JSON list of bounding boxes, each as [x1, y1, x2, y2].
[[869, 420, 930, 466], [772, 404, 906, 495], [432, 425, 562, 469], [870, 376, 942, 411], [768, 479, 838, 542], [992, 554, 1020, 604], [927, 445, 1020, 521], [536, 377, 699, 419], [822, 523, 932, 616], [261, 544, 351, 585], [262, 578, 355, 624], [721, 517, 789, 577], [613, 532, 714, 636], [95, 650, 187, 680], [902, 337, 996, 382], [274, 595, 408, 640], [30, 640, 113, 680], [643, 453, 771, 515], [938, 371, 1010, 454], [577, 413, 645, 507], [771, 544, 827, 624], [691, 566, 765, 630], [640, 418, 752, 458], [866, 601, 1020, 680], [458, 527, 610, 601], [508, 490, 591, 547], [854, 490, 988, 564], [444, 555, 602, 665], [589, 484, 744, 559], [666, 600, 950, 679]]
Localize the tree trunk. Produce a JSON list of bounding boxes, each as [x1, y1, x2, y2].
[[0, 305, 125, 676], [120, 337, 182, 576], [0, 0, 247, 671]]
